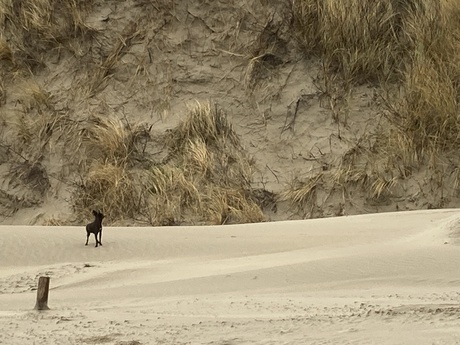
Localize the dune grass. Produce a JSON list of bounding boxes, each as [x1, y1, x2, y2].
[[292, 0, 460, 154], [0, 0, 95, 71], [291, 0, 405, 85], [284, 0, 460, 215], [1, 0, 460, 223], [72, 102, 265, 225]]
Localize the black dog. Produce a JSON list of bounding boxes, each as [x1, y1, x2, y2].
[[85, 210, 105, 247]]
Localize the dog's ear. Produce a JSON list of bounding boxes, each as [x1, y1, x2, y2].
[[92, 210, 97, 216]]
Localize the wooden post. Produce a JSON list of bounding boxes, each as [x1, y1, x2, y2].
[[34, 276, 50, 310]]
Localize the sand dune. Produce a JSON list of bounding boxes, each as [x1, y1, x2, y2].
[[1, 209, 460, 344]]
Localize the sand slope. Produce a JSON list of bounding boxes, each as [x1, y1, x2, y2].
[[1, 209, 460, 344]]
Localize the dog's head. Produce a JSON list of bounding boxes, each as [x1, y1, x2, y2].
[[92, 210, 105, 221]]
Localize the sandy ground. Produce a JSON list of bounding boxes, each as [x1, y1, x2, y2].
[[1, 209, 460, 344]]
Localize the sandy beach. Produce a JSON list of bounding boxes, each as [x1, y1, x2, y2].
[[1, 209, 460, 344]]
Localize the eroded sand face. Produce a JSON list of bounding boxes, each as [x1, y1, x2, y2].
[[0, 0, 388, 225]]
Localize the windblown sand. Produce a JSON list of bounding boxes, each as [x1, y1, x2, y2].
[[1, 209, 460, 344]]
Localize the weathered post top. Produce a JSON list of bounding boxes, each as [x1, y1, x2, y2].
[[34, 276, 50, 310]]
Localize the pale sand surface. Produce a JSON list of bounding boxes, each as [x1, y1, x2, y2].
[[1, 209, 460, 344]]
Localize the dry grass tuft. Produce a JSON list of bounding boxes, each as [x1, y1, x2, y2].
[[0, 0, 95, 71], [72, 101, 266, 225], [292, 0, 460, 87], [71, 115, 158, 222], [375, 0, 460, 209], [82, 21, 143, 98], [281, 173, 322, 207], [41, 216, 64, 226], [82, 116, 152, 166], [206, 187, 265, 225], [386, 74, 458, 157], [287, 0, 460, 213], [165, 102, 266, 224], [291, 0, 406, 85], [73, 162, 150, 221], [15, 80, 51, 111], [169, 101, 239, 154], [280, 172, 323, 217], [334, 154, 401, 204]]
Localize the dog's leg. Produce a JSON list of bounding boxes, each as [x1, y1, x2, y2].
[[94, 232, 98, 247], [99, 228, 103, 246], [85, 232, 90, 246]]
